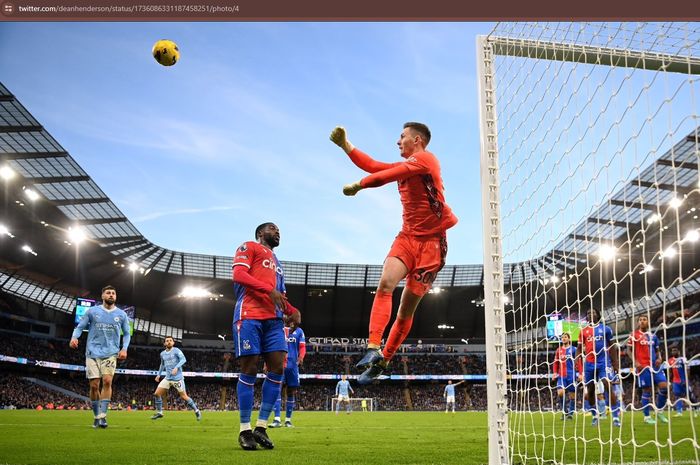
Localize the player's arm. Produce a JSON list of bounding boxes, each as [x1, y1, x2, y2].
[[625, 335, 636, 371], [155, 359, 164, 382], [172, 350, 186, 375], [335, 382, 340, 396], [574, 347, 582, 380], [454, 380, 465, 387], [349, 383, 354, 395], [576, 340, 584, 378], [329, 127, 397, 172], [298, 337, 306, 366], [69, 310, 90, 348], [653, 336, 663, 369], [118, 312, 131, 360], [552, 351, 560, 379], [608, 329, 619, 375], [343, 157, 431, 196]]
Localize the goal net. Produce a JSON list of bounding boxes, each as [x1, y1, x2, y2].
[[478, 22, 700, 465], [330, 397, 375, 412]]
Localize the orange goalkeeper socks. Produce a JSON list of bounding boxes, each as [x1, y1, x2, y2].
[[383, 317, 413, 361], [368, 290, 393, 348]]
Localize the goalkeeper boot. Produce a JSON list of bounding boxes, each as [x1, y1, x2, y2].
[[238, 430, 257, 451], [253, 426, 274, 449], [358, 360, 387, 385], [356, 349, 383, 368]]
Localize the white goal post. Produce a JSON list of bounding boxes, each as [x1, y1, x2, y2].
[[331, 397, 375, 412], [478, 22, 700, 465]]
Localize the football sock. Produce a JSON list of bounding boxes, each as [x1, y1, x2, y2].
[[368, 291, 393, 347]]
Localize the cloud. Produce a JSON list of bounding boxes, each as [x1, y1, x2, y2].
[[133, 205, 239, 223]]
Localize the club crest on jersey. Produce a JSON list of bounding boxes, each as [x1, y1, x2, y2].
[[243, 340, 251, 350], [238, 244, 248, 252], [114, 317, 121, 322]]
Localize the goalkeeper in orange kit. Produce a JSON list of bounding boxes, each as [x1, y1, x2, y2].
[[330, 123, 458, 384]]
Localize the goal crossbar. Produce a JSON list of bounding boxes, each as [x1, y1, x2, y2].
[[487, 36, 700, 75]]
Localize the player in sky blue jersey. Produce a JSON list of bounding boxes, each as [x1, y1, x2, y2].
[[335, 375, 354, 414], [444, 380, 464, 413], [150, 336, 201, 421], [270, 321, 306, 428], [70, 285, 131, 428]]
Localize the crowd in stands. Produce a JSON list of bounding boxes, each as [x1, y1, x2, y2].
[[0, 327, 697, 413]]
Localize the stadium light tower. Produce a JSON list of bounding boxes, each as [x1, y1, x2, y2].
[[0, 224, 14, 238], [597, 244, 617, 262], [0, 166, 15, 181], [23, 188, 40, 202], [67, 226, 87, 245], [21, 244, 37, 256], [179, 286, 212, 298]]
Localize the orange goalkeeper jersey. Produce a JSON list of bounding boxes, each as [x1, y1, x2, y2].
[[351, 148, 458, 236]]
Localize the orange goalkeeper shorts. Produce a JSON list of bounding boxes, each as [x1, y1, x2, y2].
[[387, 231, 447, 297]]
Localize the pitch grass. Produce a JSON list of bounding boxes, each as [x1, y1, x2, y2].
[[0, 410, 697, 465]]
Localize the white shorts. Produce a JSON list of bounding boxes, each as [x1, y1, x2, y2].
[[596, 380, 605, 395], [86, 356, 117, 379], [158, 378, 187, 393], [337, 394, 350, 402], [446, 395, 455, 403]]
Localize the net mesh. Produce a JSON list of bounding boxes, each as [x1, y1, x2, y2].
[[483, 21, 700, 465]]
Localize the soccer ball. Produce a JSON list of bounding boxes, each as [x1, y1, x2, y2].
[[152, 39, 179, 67]]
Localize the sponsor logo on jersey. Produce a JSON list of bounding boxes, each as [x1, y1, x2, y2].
[[262, 259, 284, 275]]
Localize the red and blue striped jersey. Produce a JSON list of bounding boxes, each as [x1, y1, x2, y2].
[[668, 356, 688, 384], [627, 330, 659, 371], [232, 241, 286, 322], [580, 323, 613, 364], [553, 345, 578, 377], [285, 326, 306, 366]]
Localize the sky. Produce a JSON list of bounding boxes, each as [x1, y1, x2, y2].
[[0, 22, 493, 265]]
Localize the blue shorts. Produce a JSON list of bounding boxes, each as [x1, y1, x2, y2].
[[233, 318, 287, 358], [557, 375, 576, 393], [284, 365, 300, 388], [672, 382, 687, 397], [636, 367, 667, 388], [584, 361, 617, 384]]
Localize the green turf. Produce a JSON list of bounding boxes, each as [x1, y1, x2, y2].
[[0, 410, 697, 465]]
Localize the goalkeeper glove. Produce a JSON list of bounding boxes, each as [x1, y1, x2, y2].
[[330, 126, 355, 154], [343, 181, 363, 196]]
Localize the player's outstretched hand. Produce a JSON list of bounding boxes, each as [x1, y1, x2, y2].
[[343, 181, 363, 196], [330, 126, 355, 154], [155, 376, 161, 383], [269, 289, 288, 310], [69, 338, 79, 349], [118, 349, 128, 360]]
